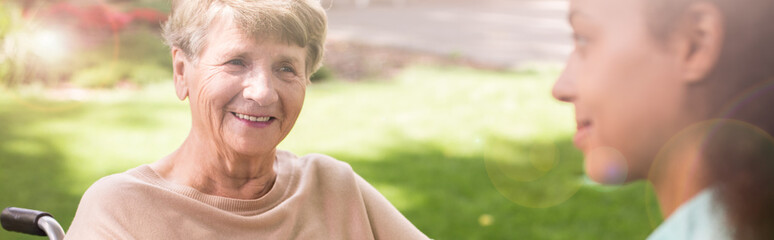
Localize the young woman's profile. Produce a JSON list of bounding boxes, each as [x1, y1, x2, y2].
[[553, 0, 774, 239]]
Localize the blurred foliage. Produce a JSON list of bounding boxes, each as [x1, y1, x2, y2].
[[0, 2, 171, 89], [70, 62, 126, 88], [0, 2, 19, 86], [129, 0, 171, 13], [0, 2, 12, 40], [310, 65, 334, 82], [128, 63, 170, 85], [69, 26, 172, 88]]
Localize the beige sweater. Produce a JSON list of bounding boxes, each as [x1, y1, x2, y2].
[[65, 150, 428, 239]]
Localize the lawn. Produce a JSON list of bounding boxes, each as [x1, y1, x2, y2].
[[0, 65, 662, 239]]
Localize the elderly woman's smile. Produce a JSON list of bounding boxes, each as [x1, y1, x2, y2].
[[232, 112, 272, 125]]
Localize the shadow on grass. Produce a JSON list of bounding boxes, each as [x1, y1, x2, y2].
[[0, 103, 83, 240], [0, 94, 661, 239], [331, 134, 660, 240]]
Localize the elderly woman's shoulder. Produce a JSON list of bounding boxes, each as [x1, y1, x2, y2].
[[83, 169, 141, 192], [77, 166, 160, 206], [279, 150, 352, 169], [278, 150, 359, 178], [70, 167, 156, 226]]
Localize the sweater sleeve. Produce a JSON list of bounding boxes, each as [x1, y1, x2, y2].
[[64, 175, 137, 240], [355, 174, 430, 240]]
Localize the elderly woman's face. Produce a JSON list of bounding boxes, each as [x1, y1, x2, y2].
[[177, 17, 307, 156], [553, 0, 692, 184]]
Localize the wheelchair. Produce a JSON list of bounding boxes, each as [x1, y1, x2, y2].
[[1, 207, 66, 240]]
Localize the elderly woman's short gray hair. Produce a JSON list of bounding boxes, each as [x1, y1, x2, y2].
[[162, 0, 327, 79]]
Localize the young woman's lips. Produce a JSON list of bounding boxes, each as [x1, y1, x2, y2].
[[574, 120, 592, 151], [231, 112, 275, 128]]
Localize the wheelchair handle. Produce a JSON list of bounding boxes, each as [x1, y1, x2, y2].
[[2, 207, 65, 240]]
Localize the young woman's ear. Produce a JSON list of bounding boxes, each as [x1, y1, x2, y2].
[[673, 2, 725, 83], [171, 48, 190, 101]]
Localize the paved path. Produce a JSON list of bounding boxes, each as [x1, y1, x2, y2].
[[325, 0, 572, 68]]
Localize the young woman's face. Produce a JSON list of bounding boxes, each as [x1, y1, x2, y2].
[[553, 0, 696, 184]]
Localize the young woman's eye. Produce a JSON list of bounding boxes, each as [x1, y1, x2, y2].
[[573, 33, 590, 48], [572, 32, 591, 57]]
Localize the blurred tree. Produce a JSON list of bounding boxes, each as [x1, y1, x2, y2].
[[0, 0, 170, 88]]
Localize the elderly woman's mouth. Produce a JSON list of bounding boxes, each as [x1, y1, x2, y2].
[[232, 112, 274, 123]]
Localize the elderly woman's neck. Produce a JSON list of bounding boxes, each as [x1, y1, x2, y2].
[[150, 134, 278, 200]]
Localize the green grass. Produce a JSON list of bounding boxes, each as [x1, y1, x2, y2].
[[0, 65, 662, 239]]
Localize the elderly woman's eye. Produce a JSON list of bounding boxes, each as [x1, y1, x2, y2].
[[279, 66, 296, 74], [277, 65, 300, 81], [226, 59, 246, 66]]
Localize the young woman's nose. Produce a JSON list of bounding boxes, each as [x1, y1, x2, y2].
[[552, 58, 578, 103]]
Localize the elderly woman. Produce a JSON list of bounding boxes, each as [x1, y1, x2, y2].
[[554, 0, 774, 239], [65, 0, 427, 239]]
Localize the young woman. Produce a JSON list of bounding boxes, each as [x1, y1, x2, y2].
[[552, 0, 774, 239]]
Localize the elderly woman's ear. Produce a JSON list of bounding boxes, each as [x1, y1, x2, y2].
[[172, 47, 189, 101]]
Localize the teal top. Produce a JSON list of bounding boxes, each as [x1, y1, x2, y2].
[[647, 188, 733, 240]]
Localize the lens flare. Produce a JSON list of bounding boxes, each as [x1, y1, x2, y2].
[[29, 29, 71, 62], [718, 79, 774, 120], [483, 138, 583, 208], [646, 119, 774, 229]]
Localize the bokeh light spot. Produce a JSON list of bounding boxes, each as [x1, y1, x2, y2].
[[585, 146, 628, 186], [478, 214, 494, 227]]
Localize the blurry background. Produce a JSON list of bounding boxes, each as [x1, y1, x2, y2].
[[0, 0, 661, 239]]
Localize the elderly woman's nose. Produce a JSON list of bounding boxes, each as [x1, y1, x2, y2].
[[552, 60, 577, 103], [243, 72, 279, 106]]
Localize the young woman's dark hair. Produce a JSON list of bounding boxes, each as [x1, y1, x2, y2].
[[648, 0, 774, 239]]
